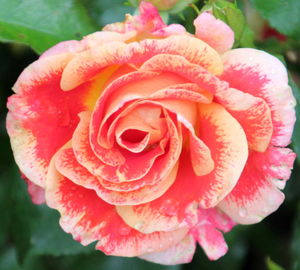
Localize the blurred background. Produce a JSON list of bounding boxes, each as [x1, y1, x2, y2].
[[1, 0, 300, 269]]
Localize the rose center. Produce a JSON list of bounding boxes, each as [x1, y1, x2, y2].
[[121, 129, 148, 143]]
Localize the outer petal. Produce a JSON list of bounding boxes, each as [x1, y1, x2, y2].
[[12, 53, 72, 94], [116, 200, 186, 234], [194, 12, 234, 53], [82, 31, 136, 48], [40, 40, 85, 58], [220, 48, 296, 147], [96, 222, 188, 257], [6, 54, 88, 187], [46, 157, 188, 256], [218, 147, 296, 224], [190, 208, 235, 260], [139, 235, 196, 265], [193, 224, 228, 260], [214, 87, 273, 152], [23, 176, 46, 204], [61, 35, 223, 90]]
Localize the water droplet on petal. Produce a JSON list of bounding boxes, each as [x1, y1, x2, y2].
[[119, 226, 131, 236], [58, 106, 71, 127], [134, 221, 144, 231], [147, 247, 154, 252], [262, 207, 270, 214], [184, 202, 199, 226], [159, 198, 179, 216], [239, 207, 248, 218]]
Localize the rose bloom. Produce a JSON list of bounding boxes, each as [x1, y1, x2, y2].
[[7, 1, 296, 265]]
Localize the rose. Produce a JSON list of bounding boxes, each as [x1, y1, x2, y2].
[[7, 1, 296, 265]]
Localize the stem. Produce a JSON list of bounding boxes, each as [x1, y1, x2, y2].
[[189, 3, 201, 14]]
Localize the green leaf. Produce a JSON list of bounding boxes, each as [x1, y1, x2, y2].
[[239, 25, 255, 48], [0, 164, 15, 247], [289, 74, 300, 163], [82, 0, 134, 28], [266, 257, 285, 270], [7, 165, 94, 263], [100, 257, 181, 270], [224, 6, 245, 45], [159, 11, 169, 24], [0, 0, 98, 54], [26, 252, 182, 270], [0, 247, 22, 270], [291, 203, 300, 270], [250, 0, 300, 39], [128, 0, 139, 7], [168, 0, 197, 14], [9, 167, 35, 263], [128, 0, 196, 13], [29, 205, 95, 256]]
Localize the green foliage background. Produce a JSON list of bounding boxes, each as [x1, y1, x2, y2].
[[0, 0, 300, 269]]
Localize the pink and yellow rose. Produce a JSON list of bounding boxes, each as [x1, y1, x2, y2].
[[7, 2, 296, 265]]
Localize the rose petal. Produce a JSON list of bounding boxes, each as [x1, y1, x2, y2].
[[139, 235, 196, 265], [83, 31, 136, 48], [153, 24, 186, 36], [196, 102, 249, 207], [192, 224, 228, 260], [12, 53, 73, 94], [140, 54, 227, 95], [190, 208, 235, 261], [218, 147, 296, 224], [23, 176, 46, 204], [220, 48, 296, 147], [96, 222, 188, 257], [40, 40, 85, 58], [149, 83, 213, 103], [189, 132, 215, 176], [116, 202, 186, 234], [214, 87, 273, 152], [6, 54, 90, 187]]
